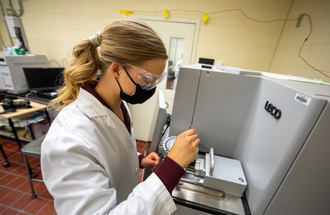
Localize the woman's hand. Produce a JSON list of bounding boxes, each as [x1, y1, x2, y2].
[[141, 152, 161, 172], [167, 129, 200, 168]]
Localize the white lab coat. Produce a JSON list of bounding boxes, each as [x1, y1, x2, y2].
[[41, 88, 176, 215]]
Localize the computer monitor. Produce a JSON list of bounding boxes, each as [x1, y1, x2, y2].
[[198, 57, 214, 65], [23, 67, 64, 92]]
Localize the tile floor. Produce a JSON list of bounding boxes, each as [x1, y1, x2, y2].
[[0, 138, 150, 215]]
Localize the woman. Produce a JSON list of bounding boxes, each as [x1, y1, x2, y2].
[[41, 18, 200, 215]]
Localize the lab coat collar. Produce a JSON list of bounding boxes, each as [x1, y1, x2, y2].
[[76, 88, 134, 144], [77, 88, 107, 118]]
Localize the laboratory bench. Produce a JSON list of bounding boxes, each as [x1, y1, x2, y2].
[[0, 91, 54, 167], [0, 90, 54, 105]]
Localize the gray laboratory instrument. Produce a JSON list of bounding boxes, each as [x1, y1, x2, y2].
[[1, 16, 48, 93], [155, 64, 330, 215]]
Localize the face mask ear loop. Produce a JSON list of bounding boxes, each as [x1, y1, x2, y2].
[[114, 78, 123, 90], [123, 67, 138, 85], [115, 71, 137, 96]]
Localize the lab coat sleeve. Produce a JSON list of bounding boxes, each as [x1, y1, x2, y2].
[[110, 173, 176, 215], [41, 133, 176, 215]]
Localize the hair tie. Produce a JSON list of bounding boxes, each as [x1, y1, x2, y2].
[[89, 31, 102, 47]]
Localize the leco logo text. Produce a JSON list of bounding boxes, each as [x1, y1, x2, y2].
[[264, 101, 282, 120]]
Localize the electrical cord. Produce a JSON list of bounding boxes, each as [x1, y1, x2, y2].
[[131, 8, 329, 79], [161, 113, 171, 137], [208, 8, 299, 23], [161, 124, 169, 137], [297, 14, 330, 79], [62, 58, 69, 68], [25, 90, 37, 99], [48, 59, 61, 67], [133, 8, 299, 22]]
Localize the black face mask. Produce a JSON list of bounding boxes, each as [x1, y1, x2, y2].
[[115, 67, 156, 105]]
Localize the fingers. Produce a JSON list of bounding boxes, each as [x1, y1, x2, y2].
[[187, 133, 199, 146], [190, 133, 198, 141], [142, 159, 157, 168], [142, 152, 160, 169], [179, 129, 200, 147], [149, 152, 160, 163], [192, 136, 200, 148], [182, 128, 196, 136], [149, 160, 158, 166], [179, 129, 197, 140]]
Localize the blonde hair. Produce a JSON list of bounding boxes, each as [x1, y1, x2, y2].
[[48, 18, 168, 110]]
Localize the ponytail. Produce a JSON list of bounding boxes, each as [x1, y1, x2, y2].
[[48, 18, 168, 111], [48, 39, 100, 110]]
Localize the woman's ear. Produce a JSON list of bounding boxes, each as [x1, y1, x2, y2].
[[109, 63, 121, 78]]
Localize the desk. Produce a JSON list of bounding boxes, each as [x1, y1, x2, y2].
[[0, 91, 51, 105], [0, 100, 50, 167]]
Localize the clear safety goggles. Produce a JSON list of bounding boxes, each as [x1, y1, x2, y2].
[[127, 64, 166, 90]]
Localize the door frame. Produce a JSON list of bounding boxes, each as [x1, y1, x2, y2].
[[134, 15, 200, 66]]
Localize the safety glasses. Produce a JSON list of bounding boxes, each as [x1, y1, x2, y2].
[[126, 64, 166, 90]]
